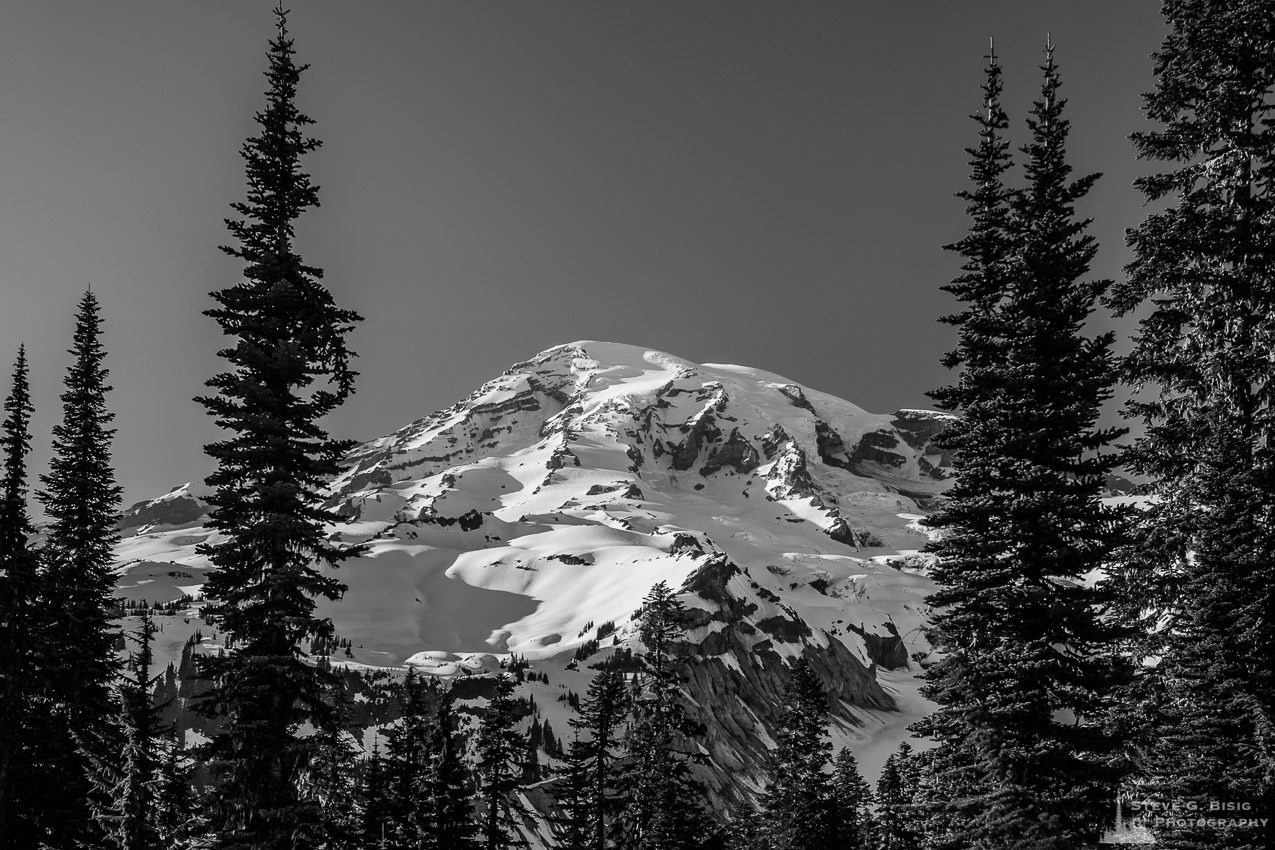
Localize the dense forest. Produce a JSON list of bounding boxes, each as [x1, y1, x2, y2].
[[0, 2, 1272, 848]]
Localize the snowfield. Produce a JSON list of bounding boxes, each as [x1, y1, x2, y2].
[[113, 341, 955, 795]]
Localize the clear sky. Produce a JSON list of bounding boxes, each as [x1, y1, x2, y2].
[[0, 2, 1165, 508]]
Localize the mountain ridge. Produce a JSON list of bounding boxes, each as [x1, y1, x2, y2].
[[113, 340, 952, 796]]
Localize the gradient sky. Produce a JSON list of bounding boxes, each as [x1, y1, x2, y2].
[[0, 2, 1165, 508]]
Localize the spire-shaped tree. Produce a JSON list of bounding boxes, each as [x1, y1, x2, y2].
[[0, 345, 41, 847], [427, 688, 480, 848], [477, 674, 529, 850], [758, 659, 836, 850], [919, 42, 1128, 847], [568, 667, 629, 849], [553, 734, 595, 850], [828, 748, 872, 850], [613, 582, 715, 850], [1106, 2, 1275, 846], [35, 288, 123, 848], [874, 743, 922, 850], [195, 6, 365, 847]]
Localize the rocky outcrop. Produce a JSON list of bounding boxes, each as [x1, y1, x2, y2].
[[700, 428, 760, 477], [118, 488, 207, 532]]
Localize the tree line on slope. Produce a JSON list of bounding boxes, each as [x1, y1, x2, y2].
[[1, 1, 1273, 848]]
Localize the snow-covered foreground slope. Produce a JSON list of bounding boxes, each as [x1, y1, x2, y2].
[[114, 341, 952, 797]]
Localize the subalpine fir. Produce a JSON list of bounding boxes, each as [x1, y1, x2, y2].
[[36, 289, 124, 848], [568, 666, 629, 849], [194, 6, 365, 847], [0, 346, 41, 848], [919, 42, 1127, 848], [477, 674, 529, 849], [1106, 1, 1275, 846]]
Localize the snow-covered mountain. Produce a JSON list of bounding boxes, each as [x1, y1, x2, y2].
[[113, 340, 952, 799]]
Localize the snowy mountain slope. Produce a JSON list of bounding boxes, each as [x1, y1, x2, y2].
[[112, 340, 952, 796]]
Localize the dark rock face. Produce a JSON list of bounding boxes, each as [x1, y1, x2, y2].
[[670, 410, 723, 471], [118, 491, 206, 532], [827, 515, 870, 547], [846, 621, 909, 670], [670, 554, 894, 806], [814, 420, 854, 471], [416, 508, 484, 531], [850, 428, 907, 469], [700, 428, 760, 477], [777, 384, 817, 414]]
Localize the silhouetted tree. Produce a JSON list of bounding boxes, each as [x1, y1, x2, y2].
[[477, 674, 529, 849], [194, 7, 365, 848], [921, 42, 1128, 847], [569, 667, 629, 848], [758, 659, 836, 850], [0, 346, 41, 848], [36, 289, 123, 848], [1105, 2, 1275, 846]]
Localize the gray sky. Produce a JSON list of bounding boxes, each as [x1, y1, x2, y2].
[[0, 2, 1164, 507]]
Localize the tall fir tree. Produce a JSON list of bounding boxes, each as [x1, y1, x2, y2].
[[613, 582, 715, 850], [379, 669, 435, 846], [477, 674, 530, 850], [874, 743, 922, 850], [426, 688, 480, 849], [553, 734, 595, 850], [0, 345, 40, 849], [154, 731, 197, 849], [918, 43, 1128, 848], [35, 288, 123, 848], [81, 609, 166, 850], [568, 667, 629, 850], [194, 7, 365, 848], [829, 748, 873, 850], [758, 659, 836, 850], [1106, 2, 1275, 846]]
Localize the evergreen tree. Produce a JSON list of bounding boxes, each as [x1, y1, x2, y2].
[[359, 741, 392, 849], [82, 609, 166, 850], [1105, 2, 1275, 846], [477, 674, 529, 849], [551, 735, 594, 850], [0, 346, 41, 849], [568, 667, 629, 849], [874, 744, 921, 850], [613, 582, 715, 850], [194, 7, 365, 848], [155, 732, 197, 849], [829, 748, 873, 850], [305, 666, 362, 850], [35, 288, 123, 848], [758, 659, 835, 850], [919, 43, 1127, 848], [421, 687, 479, 849], [379, 669, 435, 847]]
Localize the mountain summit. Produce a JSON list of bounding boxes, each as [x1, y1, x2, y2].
[[115, 341, 951, 793]]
